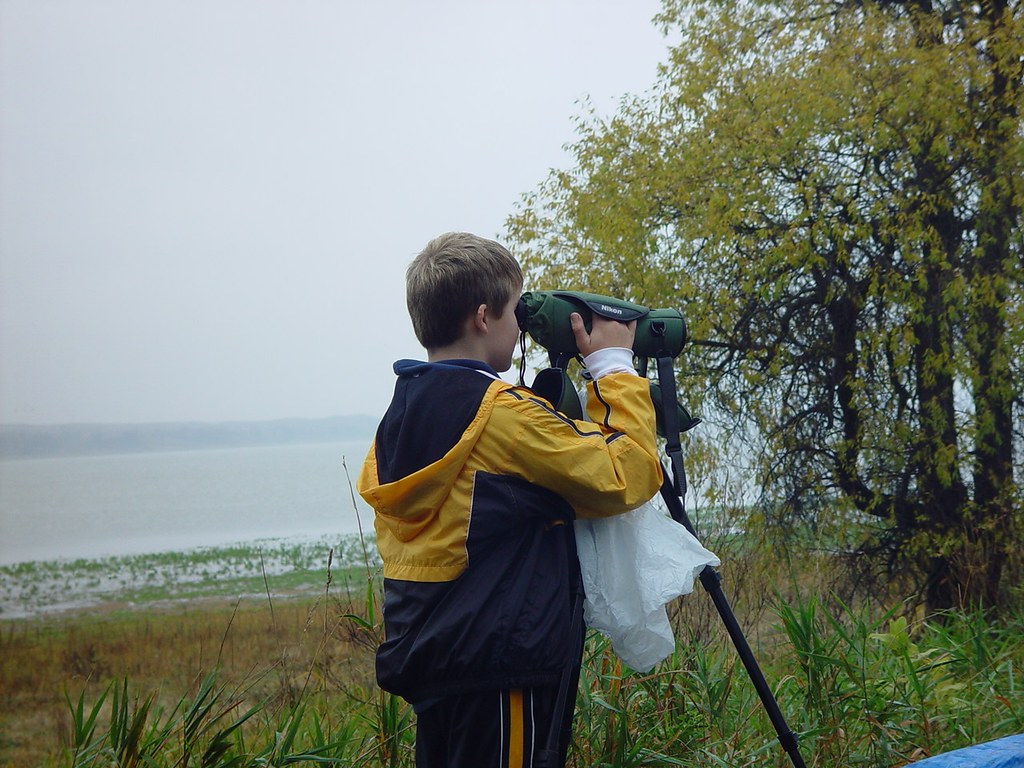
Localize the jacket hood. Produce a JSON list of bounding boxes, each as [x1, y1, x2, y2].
[[357, 359, 502, 543]]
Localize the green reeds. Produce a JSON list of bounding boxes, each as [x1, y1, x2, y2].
[[771, 593, 1024, 766], [63, 674, 370, 767], [565, 587, 1024, 767], [39, 591, 1024, 768]]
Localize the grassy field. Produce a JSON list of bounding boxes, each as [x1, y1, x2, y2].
[[2, 532, 1022, 767], [0, 535, 382, 766]]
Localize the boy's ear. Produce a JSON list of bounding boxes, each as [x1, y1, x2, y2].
[[472, 303, 488, 333]]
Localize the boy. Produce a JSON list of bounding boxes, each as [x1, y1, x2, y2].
[[357, 232, 663, 767]]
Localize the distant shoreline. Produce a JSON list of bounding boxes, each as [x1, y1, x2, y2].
[[0, 415, 377, 460]]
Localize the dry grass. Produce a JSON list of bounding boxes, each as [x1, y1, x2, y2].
[[0, 592, 376, 767]]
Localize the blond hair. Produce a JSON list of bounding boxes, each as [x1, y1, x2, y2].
[[406, 232, 523, 349]]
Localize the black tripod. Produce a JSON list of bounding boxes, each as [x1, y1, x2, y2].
[[650, 353, 808, 768], [529, 347, 808, 767]]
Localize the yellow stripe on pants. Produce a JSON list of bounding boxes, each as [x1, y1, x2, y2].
[[508, 689, 524, 768]]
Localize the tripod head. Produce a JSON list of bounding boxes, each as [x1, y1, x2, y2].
[[515, 290, 699, 435]]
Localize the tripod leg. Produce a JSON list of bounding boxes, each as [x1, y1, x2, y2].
[[701, 565, 806, 766], [658, 477, 807, 768], [653, 355, 807, 768]]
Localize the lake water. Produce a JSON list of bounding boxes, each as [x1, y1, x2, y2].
[[0, 440, 376, 566]]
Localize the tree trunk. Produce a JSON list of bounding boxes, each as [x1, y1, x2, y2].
[[964, 0, 1020, 611]]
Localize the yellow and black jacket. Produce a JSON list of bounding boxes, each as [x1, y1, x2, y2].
[[357, 358, 662, 706]]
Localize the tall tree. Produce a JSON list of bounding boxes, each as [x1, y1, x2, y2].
[[507, 0, 1023, 612]]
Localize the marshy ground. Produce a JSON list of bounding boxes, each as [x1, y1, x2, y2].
[[2, 533, 1022, 767]]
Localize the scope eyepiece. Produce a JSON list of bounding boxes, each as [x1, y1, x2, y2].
[[515, 296, 529, 332]]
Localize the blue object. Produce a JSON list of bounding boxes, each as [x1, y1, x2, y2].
[[911, 734, 1024, 767]]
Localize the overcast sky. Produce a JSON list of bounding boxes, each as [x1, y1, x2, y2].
[[0, 0, 670, 425]]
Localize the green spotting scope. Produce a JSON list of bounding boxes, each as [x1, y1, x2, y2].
[[515, 290, 687, 359]]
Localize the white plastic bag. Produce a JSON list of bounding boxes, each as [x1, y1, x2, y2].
[[575, 499, 720, 672]]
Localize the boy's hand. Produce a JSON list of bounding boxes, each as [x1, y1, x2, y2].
[[570, 312, 637, 356]]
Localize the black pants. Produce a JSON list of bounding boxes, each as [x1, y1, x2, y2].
[[414, 685, 574, 768]]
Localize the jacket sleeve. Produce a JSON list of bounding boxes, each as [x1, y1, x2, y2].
[[477, 372, 664, 518]]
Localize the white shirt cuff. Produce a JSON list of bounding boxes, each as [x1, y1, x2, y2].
[[582, 347, 637, 378]]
